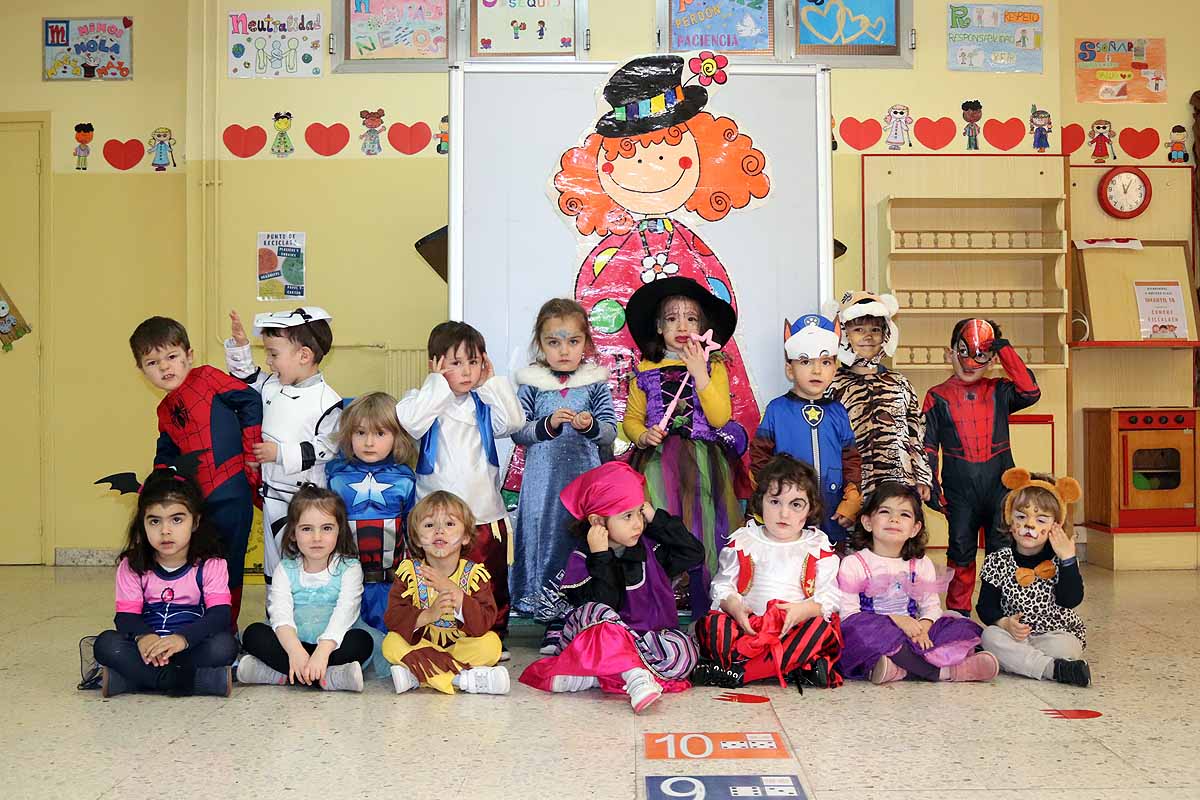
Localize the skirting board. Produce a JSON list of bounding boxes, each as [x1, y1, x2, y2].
[[55, 548, 119, 566]]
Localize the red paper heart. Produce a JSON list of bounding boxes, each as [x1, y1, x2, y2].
[[1119, 127, 1160, 159], [983, 117, 1025, 151], [838, 117, 883, 151], [388, 121, 433, 155], [122, 16, 133, 28], [1061, 123, 1086, 155], [914, 117, 956, 150], [305, 122, 350, 157], [222, 124, 267, 159], [102, 138, 143, 170]]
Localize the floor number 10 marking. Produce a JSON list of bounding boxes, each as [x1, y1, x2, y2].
[[651, 733, 715, 759], [644, 731, 790, 760]]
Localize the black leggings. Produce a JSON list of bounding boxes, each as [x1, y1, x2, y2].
[[241, 622, 374, 676], [94, 629, 238, 694]]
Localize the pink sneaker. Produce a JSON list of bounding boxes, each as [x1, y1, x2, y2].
[[946, 651, 1000, 682], [870, 655, 908, 685]]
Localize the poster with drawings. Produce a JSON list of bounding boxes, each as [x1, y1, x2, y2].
[[946, 4, 1043, 73], [348, 0, 447, 60], [227, 10, 324, 78], [471, 0, 575, 57], [258, 232, 306, 300], [43, 17, 133, 81]]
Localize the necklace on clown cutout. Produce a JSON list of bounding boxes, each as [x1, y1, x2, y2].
[[637, 218, 679, 283]]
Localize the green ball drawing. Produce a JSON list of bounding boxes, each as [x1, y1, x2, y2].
[[281, 255, 304, 285], [589, 298, 625, 334]]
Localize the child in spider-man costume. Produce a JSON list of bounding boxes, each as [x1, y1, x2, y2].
[[130, 317, 262, 628], [922, 319, 1040, 616]]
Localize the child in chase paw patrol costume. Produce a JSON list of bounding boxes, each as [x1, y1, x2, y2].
[[751, 314, 861, 545]]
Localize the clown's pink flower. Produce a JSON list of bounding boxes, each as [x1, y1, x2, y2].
[[688, 51, 728, 87]]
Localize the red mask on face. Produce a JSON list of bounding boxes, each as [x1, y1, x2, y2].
[[954, 319, 995, 372]]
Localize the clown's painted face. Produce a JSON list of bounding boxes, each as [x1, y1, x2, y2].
[[1010, 501, 1056, 554], [597, 131, 700, 216]]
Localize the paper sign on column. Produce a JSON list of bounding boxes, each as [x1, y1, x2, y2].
[[258, 232, 306, 300]]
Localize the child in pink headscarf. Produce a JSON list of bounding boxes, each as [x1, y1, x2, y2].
[[519, 461, 703, 713]]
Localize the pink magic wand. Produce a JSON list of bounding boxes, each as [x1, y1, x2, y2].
[[656, 329, 721, 432]]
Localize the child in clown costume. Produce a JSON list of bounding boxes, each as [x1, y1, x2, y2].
[[751, 313, 861, 546]]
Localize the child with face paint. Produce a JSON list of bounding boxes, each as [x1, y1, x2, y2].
[[520, 462, 704, 713], [922, 319, 1040, 616], [977, 469, 1090, 687], [827, 292, 933, 501]]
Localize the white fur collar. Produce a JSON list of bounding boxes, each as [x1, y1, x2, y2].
[[515, 362, 610, 391]]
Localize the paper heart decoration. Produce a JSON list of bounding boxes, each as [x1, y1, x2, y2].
[[914, 117, 956, 150], [305, 123, 349, 157], [1061, 123, 1086, 156], [799, 1, 886, 46], [388, 121, 432, 155], [102, 139, 143, 170], [838, 117, 882, 151], [1119, 127, 1160, 159], [122, 17, 133, 28], [983, 117, 1025, 151], [222, 124, 267, 158]]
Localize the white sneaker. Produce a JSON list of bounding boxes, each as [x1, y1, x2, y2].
[[455, 666, 511, 695], [320, 662, 364, 693], [622, 668, 662, 713], [551, 674, 599, 693], [391, 664, 420, 694], [235, 654, 287, 686], [498, 649, 512, 663]]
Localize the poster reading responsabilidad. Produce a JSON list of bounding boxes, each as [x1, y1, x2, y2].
[[258, 232, 306, 300], [227, 10, 323, 78], [1075, 37, 1167, 103], [947, 5, 1042, 72]]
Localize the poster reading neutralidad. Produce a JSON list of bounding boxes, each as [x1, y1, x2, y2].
[[1075, 37, 1167, 103], [258, 232, 306, 300], [43, 18, 133, 81], [947, 5, 1043, 73], [227, 10, 324, 78], [348, 0, 447, 60], [472, 0, 575, 57]]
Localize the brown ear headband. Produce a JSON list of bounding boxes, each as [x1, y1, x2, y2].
[[1001, 467, 1081, 525]]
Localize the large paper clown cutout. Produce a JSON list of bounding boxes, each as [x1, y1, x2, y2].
[[553, 53, 769, 472]]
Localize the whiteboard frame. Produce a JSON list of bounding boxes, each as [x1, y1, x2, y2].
[[447, 60, 834, 321]]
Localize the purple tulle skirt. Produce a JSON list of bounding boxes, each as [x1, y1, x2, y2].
[[840, 612, 982, 681]]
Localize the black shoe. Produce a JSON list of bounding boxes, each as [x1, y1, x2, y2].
[[690, 661, 743, 689], [1052, 658, 1091, 687], [789, 657, 832, 692]]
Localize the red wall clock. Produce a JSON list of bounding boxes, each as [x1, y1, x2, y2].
[[1098, 166, 1152, 219]]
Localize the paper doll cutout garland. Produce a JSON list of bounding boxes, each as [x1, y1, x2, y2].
[[551, 52, 769, 471]]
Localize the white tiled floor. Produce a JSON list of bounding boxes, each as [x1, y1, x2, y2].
[[3, 563, 1197, 799]]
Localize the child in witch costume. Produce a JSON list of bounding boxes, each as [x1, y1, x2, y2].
[[693, 455, 844, 691], [751, 313, 861, 546], [621, 276, 747, 619], [827, 292, 933, 501], [520, 462, 703, 713], [923, 319, 1040, 616]]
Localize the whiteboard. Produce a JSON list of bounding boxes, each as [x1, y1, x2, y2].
[[449, 60, 832, 411]]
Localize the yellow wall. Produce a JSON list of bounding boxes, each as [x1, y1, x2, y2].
[[4, 0, 1199, 559]]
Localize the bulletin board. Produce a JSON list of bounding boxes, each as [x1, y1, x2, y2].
[[1075, 243, 1199, 342]]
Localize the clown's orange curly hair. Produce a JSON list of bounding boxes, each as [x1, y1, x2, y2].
[[554, 112, 769, 237]]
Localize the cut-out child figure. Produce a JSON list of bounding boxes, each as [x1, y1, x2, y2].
[[1166, 125, 1189, 163], [537, 20, 546, 39], [751, 314, 861, 547], [923, 319, 1040, 617], [74, 123, 94, 170], [1029, 106, 1052, 153], [961, 100, 982, 151], [226, 308, 343, 581]]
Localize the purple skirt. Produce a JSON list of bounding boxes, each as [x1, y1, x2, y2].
[[841, 612, 982, 681]]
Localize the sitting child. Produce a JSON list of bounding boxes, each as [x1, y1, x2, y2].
[[838, 482, 996, 684], [382, 491, 510, 695], [93, 469, 238, 697], [237, 486, 374, 692], [520, 462, 704, 713], [694, 455, 844, 691], [978, 468, 1091, 687]]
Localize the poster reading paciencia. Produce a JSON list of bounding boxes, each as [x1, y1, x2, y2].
[[43, 17, 133, 81], [1076, 37, 1167, 103], [227, 10, 324, 78], [947, 5, 1043, 73], [258, 232, 306, 300], [671, 0, 772, 55], [348, 1, 446, 60], [472, 0, 575, 57]]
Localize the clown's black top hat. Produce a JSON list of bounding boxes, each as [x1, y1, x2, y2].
[[596, 55, 708, 137]]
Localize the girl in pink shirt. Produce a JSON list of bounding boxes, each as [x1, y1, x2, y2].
[[93, 470, 238, 697]]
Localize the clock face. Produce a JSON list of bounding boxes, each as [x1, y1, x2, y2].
[[1098, 167, 1153, 219]]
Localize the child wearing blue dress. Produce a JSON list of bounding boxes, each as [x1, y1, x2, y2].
[[511, 299, 617, 649]]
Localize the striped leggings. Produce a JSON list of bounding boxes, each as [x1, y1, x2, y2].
[[696, 609, 843, 687], [562, 602, 699, 681]]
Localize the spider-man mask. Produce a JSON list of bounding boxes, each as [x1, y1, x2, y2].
[[953, 319, 995, 372]]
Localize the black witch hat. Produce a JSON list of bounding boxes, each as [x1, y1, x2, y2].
[[596, 55, 708, 137]]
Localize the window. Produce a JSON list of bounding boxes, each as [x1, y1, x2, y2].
[[467, 0, 584, 59], [662, 0, 776, 58], [332, 0, 449, 73]]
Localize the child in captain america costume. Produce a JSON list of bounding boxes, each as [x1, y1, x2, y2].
[[130, 317, 262, 628], [750, 314, 861, 545], [923, 319, 1041, 616]]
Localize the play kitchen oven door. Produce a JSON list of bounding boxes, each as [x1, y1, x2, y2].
[[1117, 410, 1196, 527]]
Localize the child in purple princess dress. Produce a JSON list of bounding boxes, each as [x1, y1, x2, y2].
[[838, 482, 998, 684]]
